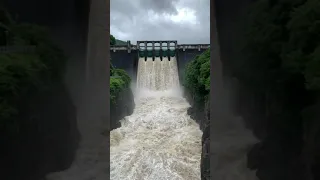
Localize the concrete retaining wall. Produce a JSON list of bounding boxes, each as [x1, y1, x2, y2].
[[110, 45, 209, 81]]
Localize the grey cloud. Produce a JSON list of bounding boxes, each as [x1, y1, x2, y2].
[[142, 0, 179, 14], [111, 0, 210, 44]]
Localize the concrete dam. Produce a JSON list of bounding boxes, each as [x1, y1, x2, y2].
[[110, 40, 208, 179], [110, 40, 210, 80]]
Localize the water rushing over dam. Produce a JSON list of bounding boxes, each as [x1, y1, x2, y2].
[[137, 57, 180, 91], [110, 57, 202, 180], [44, 55, 258, 180]]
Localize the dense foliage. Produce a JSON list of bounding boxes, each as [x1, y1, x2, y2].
[[110, 67, 131, 103], [110, 34, 127, 45], [235, 0, 320, 90], [115, 39, 127, 45], [184, 48, 210, 104], [112, 68, 131, 86], [109, 34, 131, 103], [234, 0, 320, 123], [110, 34, 116, 45], [0, 11, 67, 133], [227, 0, 320, 178]]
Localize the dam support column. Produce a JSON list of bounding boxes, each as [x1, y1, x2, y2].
[[83, 0, 109, 160]]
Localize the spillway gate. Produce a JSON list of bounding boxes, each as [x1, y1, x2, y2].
[[137, 40, 177, 61]]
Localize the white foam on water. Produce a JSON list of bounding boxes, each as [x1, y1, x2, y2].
[[110, 57, 202, 180], [45, 56, 258, 180]]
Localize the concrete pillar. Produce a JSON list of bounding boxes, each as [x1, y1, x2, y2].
[[86, 0, 108, 83], [81, 0, 109, 176], [127, 40, 131, 53], [152, 42, 155, 59]]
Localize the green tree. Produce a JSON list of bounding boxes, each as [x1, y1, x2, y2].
[[184, 49, 210, 103], [232, 0, 320, 178], [110, 68, 131, 103], [110, 34, 116, 45]]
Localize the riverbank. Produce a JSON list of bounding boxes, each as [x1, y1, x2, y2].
[[110, 67, 135, 130], [182, 49, 210, 179], [110, 57, 202, 179]]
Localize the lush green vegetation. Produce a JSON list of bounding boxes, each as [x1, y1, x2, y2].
[[110, 34, 127, 45], [227, 0, 320, 178], [110, 66, 131, 103], [0, 10, 66, 133], [110, 34, 131, 103], [232, 0, 320, 127], [236, 0, 320, 90], [110, 35, 116, 45], [184, 48, 210, 105], [115, 39, 127, 45]]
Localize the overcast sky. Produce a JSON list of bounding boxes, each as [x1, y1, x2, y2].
[[110, 0, 210, 44]]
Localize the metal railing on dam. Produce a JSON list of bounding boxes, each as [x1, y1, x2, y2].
[[110, 40, 210, 79], [110, 41, 210, 53]]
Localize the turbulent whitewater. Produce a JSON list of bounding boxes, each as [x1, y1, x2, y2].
[[110, 57, 202, 180]]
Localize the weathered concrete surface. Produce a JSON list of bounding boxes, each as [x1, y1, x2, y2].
[[110, 48, 207, 81], [51, 0, 110, 180], [110, 50, 139, 78], [177, 49, 207, 82], [44, 1, 110, 179]]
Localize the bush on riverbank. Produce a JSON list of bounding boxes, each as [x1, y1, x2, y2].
[[110, 64, 131, 103], [183, 48, 210, 105], [183, 49, 211, 179], [109, 34, 132, 104]]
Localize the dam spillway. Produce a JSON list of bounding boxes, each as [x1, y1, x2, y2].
[[110, 51, 202, 179], [137, 57, 180, 91], [110, 40, 210, 80]]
